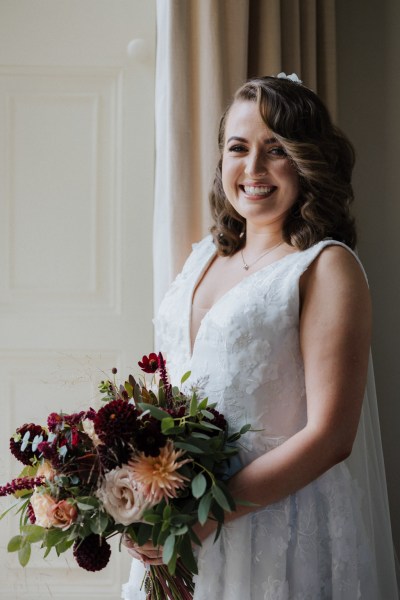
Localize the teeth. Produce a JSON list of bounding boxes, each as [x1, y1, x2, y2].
[[244, 185, 274, 195]]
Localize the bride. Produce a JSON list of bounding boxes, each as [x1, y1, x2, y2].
[[122, 75, 399, 599]]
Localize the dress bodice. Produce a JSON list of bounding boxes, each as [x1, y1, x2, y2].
[[155, 236, 365, 464]]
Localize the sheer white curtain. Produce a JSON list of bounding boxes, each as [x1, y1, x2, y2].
[[153, 0, 336, 308]]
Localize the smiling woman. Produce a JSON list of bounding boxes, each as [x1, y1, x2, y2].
[[123, 75, 399, 600]]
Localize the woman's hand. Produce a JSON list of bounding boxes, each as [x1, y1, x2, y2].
[[122, 536, 164, 565]]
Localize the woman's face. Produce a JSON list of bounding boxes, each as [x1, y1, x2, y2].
[[221, 100, 299, 231]]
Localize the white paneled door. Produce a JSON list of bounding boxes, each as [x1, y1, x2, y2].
[[0, 2, 156, 598]]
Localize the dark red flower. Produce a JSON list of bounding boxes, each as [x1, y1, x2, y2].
[[73, 535, 111, 571], [93, 399, 138, 445], [47, 412, 64, 432], [27, 502, 36, 524], [135, 417, 167, 457], [9, 423, 47, 465], [138, 353, 159, 373], [97, 441, 132, 470], [70, 428, 80, 447], [37, 440, 57, 460], [0, 476, 45, 497], [203, 408, 227, 432], [64, 411, 87, 427]]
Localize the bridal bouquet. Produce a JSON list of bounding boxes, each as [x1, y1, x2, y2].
[[0, 352, 250, 599]]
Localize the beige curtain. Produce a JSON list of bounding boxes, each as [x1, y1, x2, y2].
[[153, 0, 336, 309]]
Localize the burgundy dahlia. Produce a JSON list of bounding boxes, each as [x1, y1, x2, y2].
[[93, 399, 138, 445], [9, 423, 47, 465], [138, 353, 159, 373], [98, 441, 132, 470], [204, 408, 227, 431], [73, 534, 111, 572], [135, 417, 166, 457]]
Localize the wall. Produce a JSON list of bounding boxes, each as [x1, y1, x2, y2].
[[336, 0, 400, 555]]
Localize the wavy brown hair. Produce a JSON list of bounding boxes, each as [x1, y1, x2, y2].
[[210, 76, 356, 255]]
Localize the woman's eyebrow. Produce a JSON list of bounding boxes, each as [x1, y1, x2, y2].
[[226, 136, 278, 144]]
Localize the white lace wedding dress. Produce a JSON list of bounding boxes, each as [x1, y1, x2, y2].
[[122, 237, 398, 600]]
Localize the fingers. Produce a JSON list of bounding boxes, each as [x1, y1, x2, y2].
[[124, 537, 164, 565]]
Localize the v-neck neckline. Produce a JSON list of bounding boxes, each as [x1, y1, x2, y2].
[[188, 243, 301, 359]]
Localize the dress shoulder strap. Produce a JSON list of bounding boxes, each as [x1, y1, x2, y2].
[[295, 239, 368, 284]]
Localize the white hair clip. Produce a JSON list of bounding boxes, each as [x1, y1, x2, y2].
[[276, 72, 302, 84]]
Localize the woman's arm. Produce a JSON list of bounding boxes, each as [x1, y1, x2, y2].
[[195, 245, 372, 541]]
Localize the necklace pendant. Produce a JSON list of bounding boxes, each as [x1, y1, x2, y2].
[[243, 264, 249, 270]]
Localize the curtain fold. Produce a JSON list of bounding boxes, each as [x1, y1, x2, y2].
[[154, 0, 337, 309]]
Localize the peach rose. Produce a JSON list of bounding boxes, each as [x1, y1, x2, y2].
[[47, 499, 78, 529], [30, 491, 57, 528]]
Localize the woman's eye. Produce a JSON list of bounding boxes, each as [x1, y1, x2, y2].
[[269, 146, 287, 157], [228, 144, 247, 153]]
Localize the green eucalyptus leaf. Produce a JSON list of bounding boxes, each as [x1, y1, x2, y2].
[[56, 538, 74, 554], [191, 472, 207, 499], [189, 527, 202, 547], [22, 525, 45, 544], [137, 523, 153, 546], [216, 480, 236, 510], [18, 542, 31, 567], [192, 421, 221, 432], [162, 533, 176, 566], [227, 432, 241, 443], [197, 397, 209, 410], [152, 522, 162, 546], [143, 513, 162, 524], [89, 512, 109, 535], [77, 502, 97, 511], [174, 442, 205, 454], [189, 392, 198, 417], [44, 528, 66, 547], [163, 504, 172, 520], [179, 533, 198, 574], [191, 432, 210, 440], [138, 403, 170, 421], [7, 535, 23, 552], [212, 485, 232, 512], [200, 409, 215, 420], [198, 492, 212, 525], [240, 423, 252, 434], [161, 417, 175, 434], [180, 371, 191, 384], [171, 525, 188, 536]]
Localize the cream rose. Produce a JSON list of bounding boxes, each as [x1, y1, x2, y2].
[[47, 499, 78, 529], [36, 460, 56, 481], [30, 491, 57, 528], [96, 464, 149, 526]]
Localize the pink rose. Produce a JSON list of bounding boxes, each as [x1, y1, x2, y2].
[[96, 464, 149, 526], [47, 499, 78, 529]]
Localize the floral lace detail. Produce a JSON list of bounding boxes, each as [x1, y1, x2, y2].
[[131, 237, 377, 600]]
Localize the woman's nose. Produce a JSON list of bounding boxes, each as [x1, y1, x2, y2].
[[245, 151, 267, 177]]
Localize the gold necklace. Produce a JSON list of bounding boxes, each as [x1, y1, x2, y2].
[[240, 241, 283, 271]]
